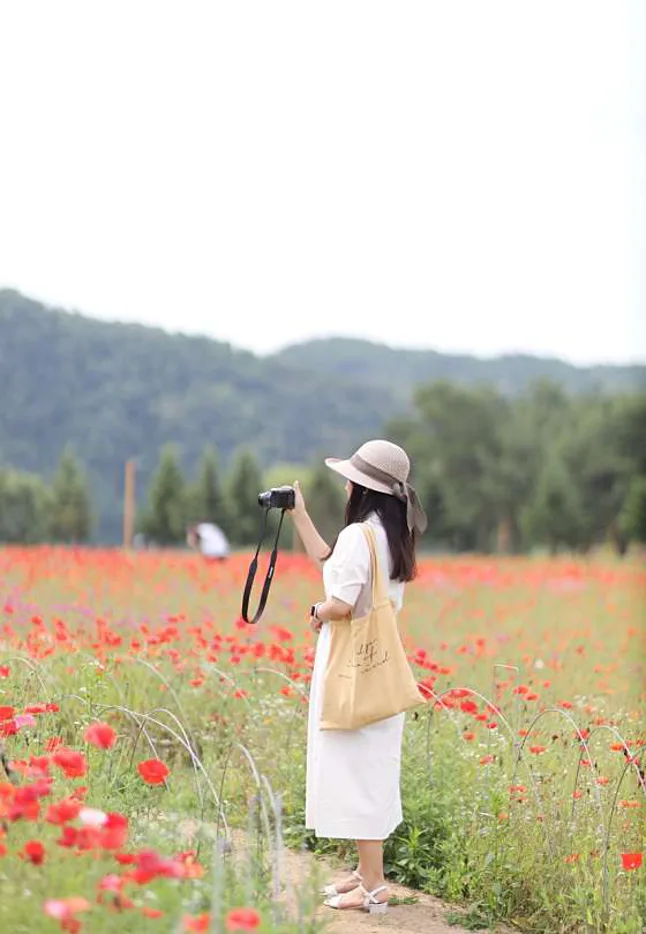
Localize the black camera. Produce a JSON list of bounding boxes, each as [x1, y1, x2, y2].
[[243, 485, 294, 623], [257, 485, 295, 510]]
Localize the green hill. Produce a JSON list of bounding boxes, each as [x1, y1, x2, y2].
[[273, 337, 646, 398], [1, 289, 644, 541]]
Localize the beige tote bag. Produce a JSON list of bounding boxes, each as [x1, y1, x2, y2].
[[320, 524, 426, 731]]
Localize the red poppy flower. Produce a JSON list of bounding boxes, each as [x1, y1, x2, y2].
[[114, 853, 137, 865], [184, 914, 210, 932], [29, 755, 51, 775], [0, 666, 9, 678], [84, 722, 117, 750], [142, 907, 165, 919], [131, 849, 184, 884], [46, 798, 82, 826], [24, 703, 59, 715], [621, 853, 643, 871], [137, 759, 169, 785], [56, 826, 78, 849], [23, 840, 46, 865], [44, 896, 91, 931], [175, 850, 205, 878], [225, 907, 261, 931], [0, 706, 15, 722], [529, 745, 546, 755], [52, 749, 88, 778], [100, 812, 129, 850], [98, 874, 123, 893]]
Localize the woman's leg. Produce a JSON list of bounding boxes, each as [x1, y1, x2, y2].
[[326, 839, 388, 908], [356, 839, 386, 893]]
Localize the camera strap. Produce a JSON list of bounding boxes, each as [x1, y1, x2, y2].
[[241, 507, 287, 624]]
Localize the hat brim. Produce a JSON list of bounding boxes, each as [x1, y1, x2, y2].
[[324, 457, 394, 496]]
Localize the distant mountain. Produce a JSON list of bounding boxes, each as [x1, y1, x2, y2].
[[1, 289, 644, 541], [273, 338, 646, 399]]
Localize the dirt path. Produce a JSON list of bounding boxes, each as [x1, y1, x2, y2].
[[281, 847, 514, 934], [175, 820, 513, 933]]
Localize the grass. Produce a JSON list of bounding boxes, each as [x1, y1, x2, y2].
[[0, 545, 644, 933]]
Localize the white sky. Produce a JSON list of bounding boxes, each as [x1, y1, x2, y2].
[[0, 1, 644, 365]]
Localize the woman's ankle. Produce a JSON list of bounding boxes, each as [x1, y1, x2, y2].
[[361, 874, 386, 893]]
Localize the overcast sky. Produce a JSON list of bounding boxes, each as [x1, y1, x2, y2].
[[0, 1, 644, 365]]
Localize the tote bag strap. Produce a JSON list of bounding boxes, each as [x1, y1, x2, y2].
[[361, 524, 391, 610]]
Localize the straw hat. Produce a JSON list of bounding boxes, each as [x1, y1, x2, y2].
[[325, 440, 427, 533]]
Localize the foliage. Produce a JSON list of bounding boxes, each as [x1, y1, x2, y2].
[[274, 336, 646, 399], [620, 475, 646, 544], [521, 452, 585, 553], [227, 449, 265, 546], [48, 448, 92, 543], [138, 445, 186, 545], [302, 462, 346, 546], [0, 290, 392, 541], [0, 467, 51, 543], [389, 383, 646, 554], [2, 289, 645, 543], [0, 547, 644, 933], [185, 446, 233, 535]]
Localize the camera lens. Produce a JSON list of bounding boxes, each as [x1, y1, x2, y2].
[[258, 490, 271, 508]]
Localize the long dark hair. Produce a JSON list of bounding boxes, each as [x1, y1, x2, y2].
[[327, 483, 417, 582]]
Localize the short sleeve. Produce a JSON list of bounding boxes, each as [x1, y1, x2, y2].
[[325, 524, 371, 608]]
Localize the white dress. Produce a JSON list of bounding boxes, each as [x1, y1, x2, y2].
[[305, 514, 406, 840]]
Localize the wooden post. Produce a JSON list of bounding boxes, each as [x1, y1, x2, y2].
[[497, 517, 514, 555], [123, 459, 136, 549]]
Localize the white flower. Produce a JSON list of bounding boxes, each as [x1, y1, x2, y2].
[[79, 807, 108, 827]]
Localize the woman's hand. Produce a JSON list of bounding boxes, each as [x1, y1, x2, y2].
[[290, 480, 307, 519], [308, 598, 353, 635]]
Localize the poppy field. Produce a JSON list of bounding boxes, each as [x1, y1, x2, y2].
[[0, 546, 644, 934]]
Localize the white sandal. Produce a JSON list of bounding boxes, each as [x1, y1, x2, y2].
[[322, 869, 362, 897], [325, 883, 389, 914]]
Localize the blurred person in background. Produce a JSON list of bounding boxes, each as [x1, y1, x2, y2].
[[187, 522, 230, 562]]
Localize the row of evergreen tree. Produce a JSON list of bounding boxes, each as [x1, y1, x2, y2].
[[0, 445, 346, 549], [1, 381, 645, 552], [138, 445, 347, 547], [0, 450, 92, 544]]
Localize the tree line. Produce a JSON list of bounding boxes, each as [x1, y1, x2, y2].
[[388, 381, 646, 554], [0, 449, 92, 545], [0, 444, 346, 550], [0, 381, 644, 553]]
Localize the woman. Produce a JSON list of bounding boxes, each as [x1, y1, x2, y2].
[[288, 439, 427, 914]]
